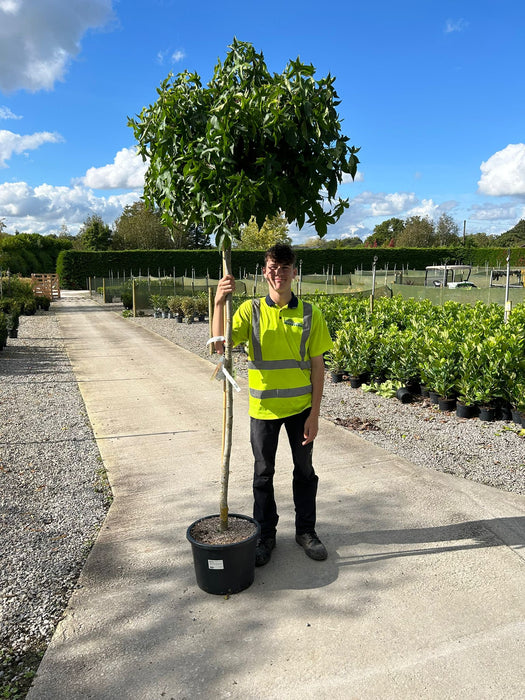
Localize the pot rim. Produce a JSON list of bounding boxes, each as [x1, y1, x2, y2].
[[186, 513, 260, 549]]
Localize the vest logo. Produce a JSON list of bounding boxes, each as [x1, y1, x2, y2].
[[283, 319, 304, 328]]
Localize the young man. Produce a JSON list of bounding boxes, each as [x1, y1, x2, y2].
[[212, 244, 333, 566]]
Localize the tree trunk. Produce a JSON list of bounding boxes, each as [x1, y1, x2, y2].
[[220, 247, 233, 531]]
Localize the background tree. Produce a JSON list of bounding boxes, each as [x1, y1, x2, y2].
[[79, 214, 113, 251], [396, 215, 436, 247], [365, 217, 405, 247], [301, 235, 362, 248], [495, 219, 525, 247], [112, 200, 174, 250], [129, 38, 359, 530], [435, 213, 460, 246], [235, 212, 291, 249], [464, 232, 497, 247]]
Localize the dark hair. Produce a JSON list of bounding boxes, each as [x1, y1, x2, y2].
[[264, 243, 296, 266]]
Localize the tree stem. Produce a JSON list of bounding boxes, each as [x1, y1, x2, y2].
[[219, 247, 233, 531]]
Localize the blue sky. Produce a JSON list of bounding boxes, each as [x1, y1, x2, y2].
[[1, 0, 524, 244]]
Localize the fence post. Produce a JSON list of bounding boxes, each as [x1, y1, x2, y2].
[[370, 256, 378, 313], [102, 279, 106, 303], [132, 279, 137, 318]]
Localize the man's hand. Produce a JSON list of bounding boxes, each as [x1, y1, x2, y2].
[[215, 274, 236, 303], [302, 413, 319, 445], [213, 275, 236, 354]]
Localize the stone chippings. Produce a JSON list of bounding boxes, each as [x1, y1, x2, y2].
[[0, 313, 111, 690], [131, 315, 525, 496]]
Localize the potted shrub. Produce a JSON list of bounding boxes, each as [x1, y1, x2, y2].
[[149, 294, 166, 318], [0, 312, 7, 349], [195, 292, 208, 321], [420, 329, 459, 411], [167, 295, 184, 322], [7, 303, 20, 339], [181, 296, 196, 324], [326, 332, 347, 383]]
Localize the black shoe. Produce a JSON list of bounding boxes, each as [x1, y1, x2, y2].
[[255, 536, 276, 567], [295, 532, 327, 561]]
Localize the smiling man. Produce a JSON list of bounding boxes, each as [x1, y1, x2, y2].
[[213, 244, 333, 567]]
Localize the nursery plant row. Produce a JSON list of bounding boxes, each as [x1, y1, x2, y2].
[[313, 294, 525, 422], [0, 276, 51, 349]]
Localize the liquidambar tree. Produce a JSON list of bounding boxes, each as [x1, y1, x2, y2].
[[129, 38, 359, 530]]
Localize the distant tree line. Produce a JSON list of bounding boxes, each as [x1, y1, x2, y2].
[[2, 206, 525, 276]]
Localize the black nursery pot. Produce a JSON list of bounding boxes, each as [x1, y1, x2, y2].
[[187, 514, 260, 595], [396, 387, 412, 404], [456, 401, 475, 419], [479, 405, 496, 422], [438, 396, 456, 412]]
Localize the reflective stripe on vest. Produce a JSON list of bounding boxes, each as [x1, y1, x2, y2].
[[249, 298, 313, 401]]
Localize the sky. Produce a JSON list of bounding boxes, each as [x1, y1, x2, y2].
[[1, 0, 525, 245]]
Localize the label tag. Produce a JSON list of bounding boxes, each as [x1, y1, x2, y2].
[[208, 559, 224, 570]]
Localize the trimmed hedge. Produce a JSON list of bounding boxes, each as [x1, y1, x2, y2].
[[56, 247, 525, 289]]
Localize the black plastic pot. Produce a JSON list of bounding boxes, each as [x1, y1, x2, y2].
[[405, 379, 421, 395], [511, 407, 522, 425], [479, 405, 496, 422], [396, 387, 412, 403], [348, 376, 362, 389], [420, 385, 430, 398], [187, 514, 260, 595], [456, 401, 475, 419], [429, 391, 440, 404], [330, 371, 343, 383], [438, 396, 456, 412]]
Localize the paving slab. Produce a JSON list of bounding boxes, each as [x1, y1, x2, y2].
[[28, 292, 525, 700]]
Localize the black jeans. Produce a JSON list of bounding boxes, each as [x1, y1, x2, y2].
[[250, 408, 319, 538]]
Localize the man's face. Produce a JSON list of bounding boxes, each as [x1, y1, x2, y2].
[[263, 258, 297, 293]]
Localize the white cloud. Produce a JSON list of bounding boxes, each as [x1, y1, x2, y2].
[[157, 48, 186, 65], [81, 146, 148, 189], [341, 170, 364, 184], [478, 144, 525, 196], [0, 106, 22, 119], [0, 0, 114, 92], [0, 179, 139, 233], [0, 129, 63, 167], [445, 18, 468, 34], [469, 202, 521, 222]]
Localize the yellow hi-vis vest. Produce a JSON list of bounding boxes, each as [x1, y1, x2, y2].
[[232, 294, 333, 420]]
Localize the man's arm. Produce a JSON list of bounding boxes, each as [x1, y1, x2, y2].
[[302, 354, 325, 445], [212, 275, 235, 354]]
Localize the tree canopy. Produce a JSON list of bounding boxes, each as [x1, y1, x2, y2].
[[79, 214, 113, 251], [234, 212, 291, 250], [113, 201, 174, 250], [129, 38, 359, 250]]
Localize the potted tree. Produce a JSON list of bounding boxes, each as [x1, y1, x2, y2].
[[130, 39, 359, 594]]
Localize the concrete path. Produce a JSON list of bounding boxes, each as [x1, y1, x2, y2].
[[28, 292, 525, 699]]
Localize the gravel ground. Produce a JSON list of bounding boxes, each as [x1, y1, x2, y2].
[[1, 306, 524, 696], [0, 311, 111, 697]]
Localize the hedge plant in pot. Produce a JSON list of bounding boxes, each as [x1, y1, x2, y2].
[[7, 301, 20, 339], [326, 333, 347, 383], [339, 319, 375, 387], [420, 329, 459, 410], [149, 294, 166, 318], [181, 295, 196, 324], [130, 39, 359, 594], [167, 295, 185, 322]]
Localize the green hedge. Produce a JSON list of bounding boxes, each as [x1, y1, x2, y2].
[[56, 247, 525, 289], [1, 233, 72, 276]]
